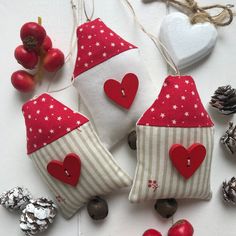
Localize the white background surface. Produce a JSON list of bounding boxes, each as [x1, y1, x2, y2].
[[0, 0, 236, 235]]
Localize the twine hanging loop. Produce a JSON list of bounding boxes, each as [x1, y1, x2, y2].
[[164, 0, 234, 26]]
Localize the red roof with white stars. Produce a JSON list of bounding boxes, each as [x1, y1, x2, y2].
[[22, 93, 89, 154], [73, 18, 137, 78], [138, 75, 214, 127]]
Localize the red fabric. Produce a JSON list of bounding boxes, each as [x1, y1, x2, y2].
[[138, 75, 214, 127], [73, 18, 137, 78], [22, 93, 89, 154]]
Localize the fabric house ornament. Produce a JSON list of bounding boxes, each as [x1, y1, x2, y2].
[[73, 18, 156, 149], [129, 75, 214, 202], [22, 93, 132, 219]]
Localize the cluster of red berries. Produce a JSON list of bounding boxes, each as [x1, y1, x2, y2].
[[143, 219, 194, 236], [11, 18, 65, 93]]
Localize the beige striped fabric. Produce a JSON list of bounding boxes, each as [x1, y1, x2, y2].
[[129, 126, 214, 203], [29, 122, 132, 219]]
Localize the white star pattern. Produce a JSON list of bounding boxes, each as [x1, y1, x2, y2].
[[194, 104, 198, 108], [166, 94, 170, 99], [33, 101, 37, 104], [81, 45, 84, 49], [57, 117, 62, 121], [66, 128, 71, 132], [151, 108, 155, 112], [29, 128, 33, 132], [64, 107, 67, 110], [88, 52, 92, 56], [103, 52, 107, 57], [110, 32, 114, 36], [41, 98, 46, 102], [191, 91, 195, 95], [173, 105, 178, 110], [84, 63, 89, 67], [95, 42, 100, 46], [38, 129, 42, 133], [28, 115, 31, 119], [163, 83, 167, 87], [174, 84, 179, 89], [201, 112, 205, 116], [120, 42, 124, 46], [172, 120, 177, 124], [185, 80, 189, 84], [88, 35, 92, 39], [100, 29, 104, 33], [50, 129, 54, 134], [181, 96, 186, 100], [49, 105, 54, 109], [111, 43, 115, 47], [184, 112, 189, 116], [44, 116, 49, 121], [91, 25, 95, 29], [77, 121, 81, 125], [160, 113, 165, 118]]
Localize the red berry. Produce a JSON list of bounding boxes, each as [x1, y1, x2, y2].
[[143, 229, 162, 236], [42, 35, 52, 52], [20, 22, 46, 51], [43, 48, 64, 72], [14, 45, 39, 69], [168, 219, 194, 236], [11, 70, 35, 93]]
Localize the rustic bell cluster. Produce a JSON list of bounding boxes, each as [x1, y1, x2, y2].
[[0, 187, 57, 236]]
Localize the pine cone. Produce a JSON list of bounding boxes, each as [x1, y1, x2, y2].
[[220, 122, 236, 154], [0, 187, 32, 211], [20, 198, 57, 236], [210, 85, 236, 115], [222, 177, 236, 204]]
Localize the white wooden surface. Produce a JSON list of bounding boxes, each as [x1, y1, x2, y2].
[[0, 0, 236, 235]]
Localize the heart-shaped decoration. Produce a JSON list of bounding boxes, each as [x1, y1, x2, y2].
[[47, 153, 81, 186], [169, 143, 206, 179], [104, 73, 139, 109], [159, 12, 218, 70]]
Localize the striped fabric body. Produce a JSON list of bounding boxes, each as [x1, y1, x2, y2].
[[30, 122, 132, 219], [129, 126, 214, 203]]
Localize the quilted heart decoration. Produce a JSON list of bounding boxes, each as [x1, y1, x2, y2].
[[47, 153, 81, 186], [104, 73, 139, 109], [159, 12, 217, 69], [169, 143, 206, 179]]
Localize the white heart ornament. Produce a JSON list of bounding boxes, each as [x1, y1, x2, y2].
[[159, 12, 218, 70]]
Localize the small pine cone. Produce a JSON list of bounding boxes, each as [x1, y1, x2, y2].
[[220, 122, 236, 154], [20, 198, 57, 236], [0, 187, 32, 211], [222, 177, 236, 204], [210, 85, 236, 115]]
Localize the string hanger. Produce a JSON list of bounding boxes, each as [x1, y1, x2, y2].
[[161, 0, 234, 26], [82, 0, 95, 22], [122, 0, 180, 75]]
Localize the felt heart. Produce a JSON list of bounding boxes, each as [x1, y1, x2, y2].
[[159, 12, 217, 70], [169, 143, 206, 179], [47, 153, 81, 186], [104, 73, 139, 109]]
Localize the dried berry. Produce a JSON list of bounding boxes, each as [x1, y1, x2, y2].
[[222, 177, 236, 204], [154, 198, 178, 218], [87, 196, 108, 220], [128, 130, 137, 150]]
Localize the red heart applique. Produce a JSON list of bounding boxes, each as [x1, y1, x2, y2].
[[104, 73, 139, 109], [169, 143, 206, 179], [47, 153, 81, 187]]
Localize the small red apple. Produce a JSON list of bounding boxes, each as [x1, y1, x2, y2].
[[43, 48, 64, 72], [20, 22, 46, 51], [14, 45, 39, 69], [11, 70, 35, 93], [42, 35, 52, 52], [168, 219, 194, 236], [143, 229, 162, 236]]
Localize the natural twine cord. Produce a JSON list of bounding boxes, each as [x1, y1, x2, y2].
[[160, 0, 234, 26], [122, 0, 181, 75]]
